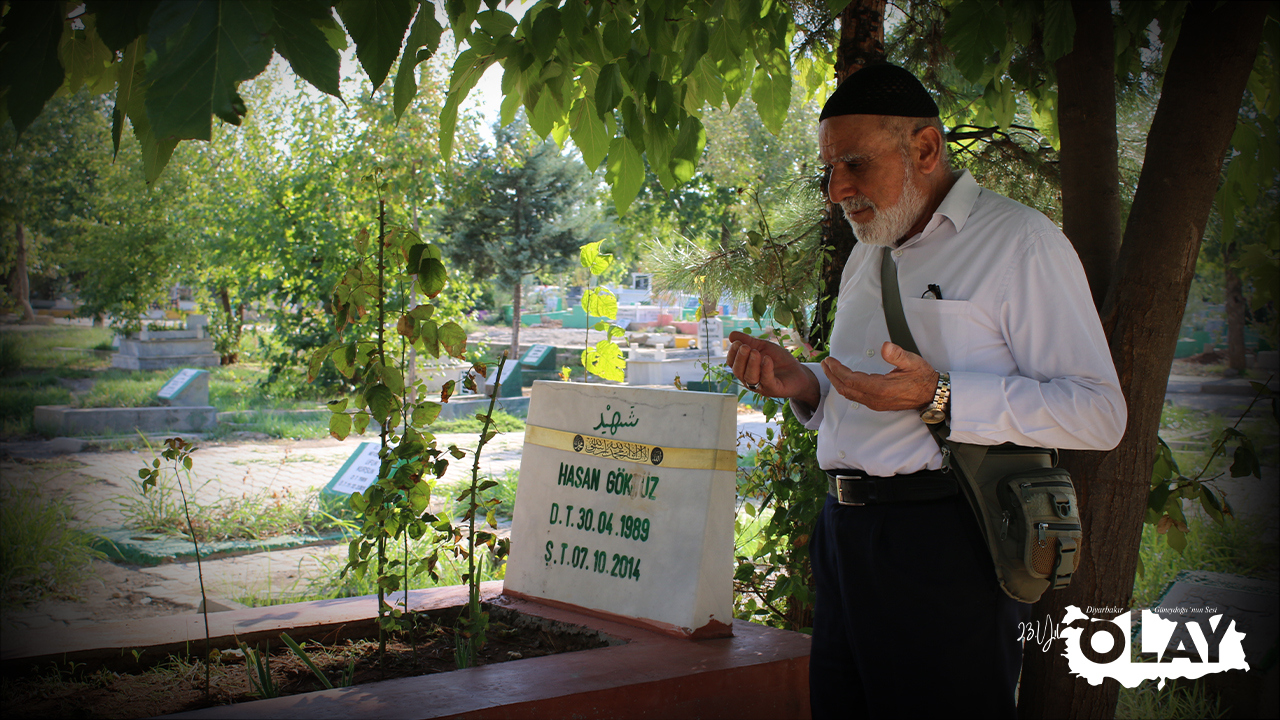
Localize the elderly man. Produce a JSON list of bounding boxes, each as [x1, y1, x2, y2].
[[726, 64, 1126, 718]]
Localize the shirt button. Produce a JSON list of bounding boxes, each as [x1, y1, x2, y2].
[[892, 249, 903, 258], [838, 451, 846, 459], [850, 402, 860, 409], [865, 349, 875, 357]]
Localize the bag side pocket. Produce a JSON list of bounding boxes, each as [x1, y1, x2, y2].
[[999, 468, 1081, 589]]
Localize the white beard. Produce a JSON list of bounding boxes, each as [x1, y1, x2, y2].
[[840, 163, 928, 247]]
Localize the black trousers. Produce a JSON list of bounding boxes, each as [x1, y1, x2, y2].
[[808, 491, 1031, 719]]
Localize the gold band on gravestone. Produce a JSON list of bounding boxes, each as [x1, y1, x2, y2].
[[524, 425, 737, 472]]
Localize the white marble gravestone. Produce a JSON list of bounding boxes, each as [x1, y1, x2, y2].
[[504, 381, 738, 638], [322, 442, 383, 498], [697, 317, 725, 356], [157, 368, 209, 406]]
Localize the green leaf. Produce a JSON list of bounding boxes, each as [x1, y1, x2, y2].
[[111, 39, 144, 160], [438, 321, 467, 358], [1166, 524, 1187, 553], [750, 48, 791, 136], [1230, 442, 1261, 478], [530, 7, 561, 62], [309, 341, 339, 382], [412, 402, 442, 425], [87, 0, 157, 52], [0, 2, 66, 137], [145, 0, 276, 140], [383, 364, 405, 395], [1199, 486, 1226, 525], [353, 413, 371, 435], [582, 338, 626, 382], [681, 22, 711, 77], [439, 48, 492, 159], [943, 0, 1006, 83], [772, 303, 792, 327], [328, 398, 349, 413], [570, 97, 610, 170], [579, 240, 613, 275], [367, 384, 395, 421], [417, 257, 448, 298], [582, 287, 618, 320], [271, 0, 342, 99], [330, 412, 352, 440], [476, 9, 517, 37], [1041, 0, 1077, 64], [336, 0, 416, 91], [528, 83, 560, 138], [392, 1, 445, 118], [594, 63, 624, 115], [605, 136, 645, 215], [671, 115, 706, 183]]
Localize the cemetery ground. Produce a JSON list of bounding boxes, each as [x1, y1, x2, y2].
[[0, 323, 1277, 717]]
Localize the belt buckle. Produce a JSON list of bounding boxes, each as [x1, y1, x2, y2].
[[835, 474, 866, 506]]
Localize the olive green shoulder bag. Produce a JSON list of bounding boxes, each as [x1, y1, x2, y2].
[[880, 247, 1080, 604]]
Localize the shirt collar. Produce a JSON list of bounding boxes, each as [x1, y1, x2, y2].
[[900, 170, 980, 249]]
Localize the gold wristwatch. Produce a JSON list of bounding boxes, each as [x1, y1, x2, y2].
[[920, 371, 950, 425]]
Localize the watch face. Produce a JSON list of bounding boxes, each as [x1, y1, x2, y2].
[[921, 408, 946, 424]]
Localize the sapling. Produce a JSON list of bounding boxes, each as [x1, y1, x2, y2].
[[453, 351, 511, 668], [578, 241, 626, 383], [311, 172, 471, 671], [137, 437, 211, 702]]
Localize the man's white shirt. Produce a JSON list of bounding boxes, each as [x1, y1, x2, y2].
[[794, 170, 1127, 477]]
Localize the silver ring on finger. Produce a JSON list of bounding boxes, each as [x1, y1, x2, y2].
[[745, 381, 760, 391]]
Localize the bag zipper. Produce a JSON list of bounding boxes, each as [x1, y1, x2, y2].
[[1037, 521, 1081, 542]]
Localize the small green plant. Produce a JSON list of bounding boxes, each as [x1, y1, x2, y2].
[[312, 181, 473, 670], [137, 437, 211, 702], [1143, 378, 1272, 575], [280, 632, 355, 689], [240, 641, 279, 698], [578, 241, 626, 382], [452, 352, 512, 668]]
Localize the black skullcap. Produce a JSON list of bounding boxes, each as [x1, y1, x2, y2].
[[819, 63, 939, 121]]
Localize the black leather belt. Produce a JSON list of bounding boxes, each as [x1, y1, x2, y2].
[[824, 469, 959, 506]]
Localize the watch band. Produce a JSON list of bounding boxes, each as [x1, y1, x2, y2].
[[921, 371, 950, 424]]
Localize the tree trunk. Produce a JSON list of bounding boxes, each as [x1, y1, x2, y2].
[[13, 222, 36, 323], [511, 278, 522, 363], [1019, 4, 1268, 718], [812, 0, 885, 350], [1225, 255, 1248, 372], [1055, 0, 1123, 310]]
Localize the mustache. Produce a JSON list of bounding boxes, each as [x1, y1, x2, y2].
[[840, 196, 875, 217]]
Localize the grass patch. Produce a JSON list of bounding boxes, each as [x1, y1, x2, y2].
[[1132, 512, 1275, 610], [1, 487, 106, 608], [1116, 679, 1228, 719], [0, 376, 72, 436], [0, 326, 115, 371], [72, 369, 169, 408], [116, 471, 340, 543], [431, 410, 525, 434]]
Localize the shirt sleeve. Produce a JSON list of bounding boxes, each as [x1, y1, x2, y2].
[[790, 361, 832, 430], [947, 231, 1127, 451]]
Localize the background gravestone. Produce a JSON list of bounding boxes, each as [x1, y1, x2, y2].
[[483, 362, 523, 398], [320, 442, 383, 513], [697, 317, 725, 356], [504, 382, 738, 638], [520, 344, 557, 372], [157, 368, 209, 406]]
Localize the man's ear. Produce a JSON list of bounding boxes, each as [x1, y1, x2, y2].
[[913, 125, 944, 175]]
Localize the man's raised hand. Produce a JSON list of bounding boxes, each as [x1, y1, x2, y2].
[[821, 341, 938, 412], [725, 331, 821, 408]]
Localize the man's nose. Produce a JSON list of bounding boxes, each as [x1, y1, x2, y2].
[[828, 166, 855, 204]]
